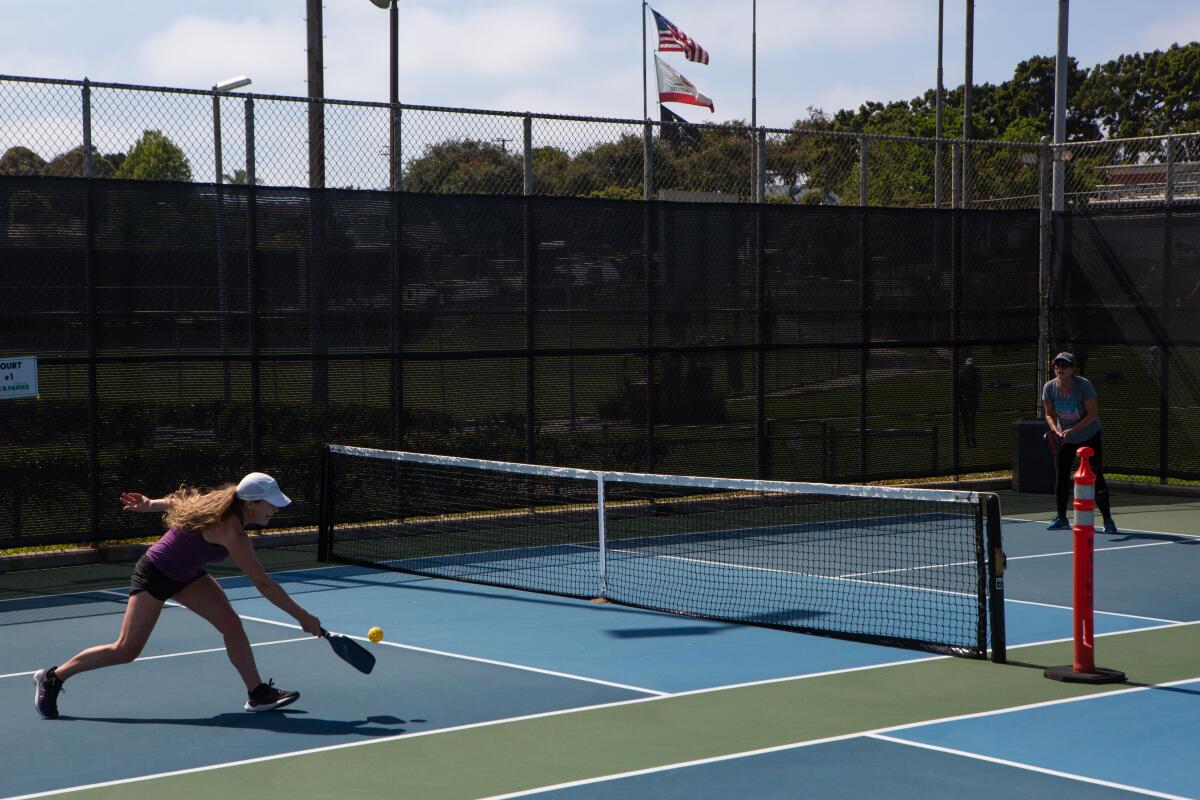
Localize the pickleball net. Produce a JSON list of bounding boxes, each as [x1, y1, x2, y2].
[[318, 445, 1006, 661]]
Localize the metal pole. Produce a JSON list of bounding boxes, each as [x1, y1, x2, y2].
[[641, 1, 648, 120], [1038, 136, 1051, 416], [389, 0, 399, 191], [213, 93, 223, 184], [306, 0, 325, 189], [1165, 135, 1175, 205], [962, 0, 974, 208], [952, 142, 961, 208], [245, 96, 260, 466], [523, 115, 533, 195], [752, 0, 758, 199], [1052, 0, 1069, 212], [859, 136, 868, 207], [644, 120, 653, 200], [82, 79, 93, 178], [757, 127, 766, 204], [935, 0, 944, 208]]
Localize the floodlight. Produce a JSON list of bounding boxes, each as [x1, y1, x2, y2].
[[214, 76, 252, 93], [368, 0, 390, 8]]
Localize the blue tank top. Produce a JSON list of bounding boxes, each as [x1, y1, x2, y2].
[[144, 525, 230, 582]]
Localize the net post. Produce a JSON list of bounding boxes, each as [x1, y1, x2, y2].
[[984, 494, 1006, 663], [596, 473, 608, 599], [1044, 447, 1125, 683], [317, 444, 333, 562]]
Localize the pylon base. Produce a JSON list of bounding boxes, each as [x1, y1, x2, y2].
[[1043, 665, 1126, 684]]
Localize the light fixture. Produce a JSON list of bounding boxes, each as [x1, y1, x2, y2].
[[214, 75, 252, 93]]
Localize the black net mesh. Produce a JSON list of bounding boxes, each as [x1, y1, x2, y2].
[[322, 447, 995, 657], [1053, 206, 1200, 479], [1, 175, 1047, 551]]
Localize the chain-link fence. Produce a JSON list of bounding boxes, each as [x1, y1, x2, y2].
[[1058, 133, 1200, 209], [2, 73, 1048, 208], [0, 176, 1042, 549]]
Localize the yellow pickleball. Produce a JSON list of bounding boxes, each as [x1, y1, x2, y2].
[[367, 626, 384, 643]]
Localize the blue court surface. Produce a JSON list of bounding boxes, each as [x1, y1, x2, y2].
[[2, 500, 1198, 800]]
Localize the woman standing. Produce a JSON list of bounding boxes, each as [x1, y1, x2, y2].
[[1042, 352, 1118, 534], [34, 472, 322, 719]]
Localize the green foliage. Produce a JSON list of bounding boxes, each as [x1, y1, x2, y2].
[[403, 139, 521, 194], [114, 130, 193, 182], [0, 146, 47, 176], [43, 145, 116, 178], [587, 184, 642, 201]]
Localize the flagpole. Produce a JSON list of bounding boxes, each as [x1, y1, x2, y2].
[[642, 0, 648, 119]]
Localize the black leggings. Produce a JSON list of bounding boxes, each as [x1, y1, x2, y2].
[[1055, 430, 1112, 521]]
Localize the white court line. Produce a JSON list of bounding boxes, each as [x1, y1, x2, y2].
[[223, 613, 667, 697], [468, 675, 1200, 800], [1006, 618, 1198, 652], [7, 652, 1198, 800], [0, 653, 943, 800], [3, 572, 665, 697], [0, 637, 312, 680], [869, 734, 1194, 800], [1003, 518, 1200, 541], [1003, 596, 1183, 625]]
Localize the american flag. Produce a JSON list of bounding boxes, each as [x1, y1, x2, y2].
[[650, 7, 709, 65]]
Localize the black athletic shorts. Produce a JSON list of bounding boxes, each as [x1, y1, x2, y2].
[[129, 554, 205, 602]]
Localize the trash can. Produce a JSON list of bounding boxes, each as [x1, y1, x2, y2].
[[1013, 418, 1055, 493]]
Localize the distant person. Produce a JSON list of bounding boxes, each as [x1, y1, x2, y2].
[[958, 357, 982, 448], [1042, 352, 1117, 533], [33, 473, 322, 720]]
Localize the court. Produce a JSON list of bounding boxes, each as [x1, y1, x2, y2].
[[2, 485, 1197, 800]]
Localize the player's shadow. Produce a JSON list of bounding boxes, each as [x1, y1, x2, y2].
[[56, 711, 420, 736]]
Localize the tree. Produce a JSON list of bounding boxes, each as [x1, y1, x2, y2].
[[114, 130, 193, 181], [222, 168, 257, 185], [402, 139, 521, 194], [1075, 44, 1200, 138], [0, 146, 47, 176], [42, 145, 116, 178]]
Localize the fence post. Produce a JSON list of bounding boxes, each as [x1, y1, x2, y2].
[[643, 120, 654, 201], [245, 97, 261, 466], [756, 127, 767, 204], [1164, 135, 1175, 206], [644, 192, 657, 470], [755, 175, 767, 478], [524, 175, 536, 463], [1038, 136, 1052, 416], [1161, 136, 1174, 483], [859, 136, 869, 207], [951, 142, 961, 209], [523, 115, 533, 196], [82, 78, 99, 541], [934, 135, 944, 209], [82, 79, 93, 178], [391, 103, 403, 192]]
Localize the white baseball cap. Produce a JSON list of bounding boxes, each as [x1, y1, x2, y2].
[[236, 472, 292, 507]]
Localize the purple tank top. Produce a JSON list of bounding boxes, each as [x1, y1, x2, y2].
[[144, 526, 230, 582]]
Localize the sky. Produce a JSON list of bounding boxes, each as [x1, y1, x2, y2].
[[2, 0, 1198, 129]]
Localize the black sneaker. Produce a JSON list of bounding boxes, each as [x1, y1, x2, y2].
[[244, 679, 299, 712], [33, 667, 64, 720]]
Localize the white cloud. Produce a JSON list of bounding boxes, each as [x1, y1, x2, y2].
[[684, 0, 926, 58], [133, 15, 305, 92]]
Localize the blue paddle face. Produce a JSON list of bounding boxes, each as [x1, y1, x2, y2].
[[322, 629, 376, 674]]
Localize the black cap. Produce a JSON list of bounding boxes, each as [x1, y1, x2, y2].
[[1052, 352, 1074, 365]]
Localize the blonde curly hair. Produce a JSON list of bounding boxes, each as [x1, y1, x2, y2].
[[162, 483, 240, 530]]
